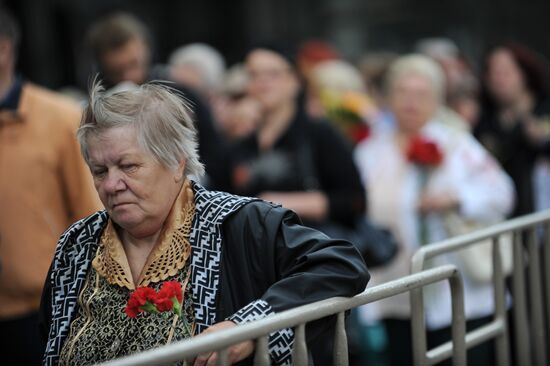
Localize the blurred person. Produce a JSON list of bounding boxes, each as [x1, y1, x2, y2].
[[307, 59, 377, 146], [446, 75, 481, 127], [228, 43, 366, 233], [167, 43, 228, 130], [357, 51, 400, 133], [215, 63, 262, 141], [475, 43, 550, 217], [416, 37, 476, 131], [86, 12, 229, 190], [167, 42, 226, 98], [358, 51, 399, 106], [230, 41, 388, 366], [39, 80, 369, 366], [354, 54, 514, 366], [0, 7, 101, 365], [296, 39, 340, 82]]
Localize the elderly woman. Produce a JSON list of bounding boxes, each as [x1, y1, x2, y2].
[[39, 80, 369, 366], [354, 54, 514, 366]]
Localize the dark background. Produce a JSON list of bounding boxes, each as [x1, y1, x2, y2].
[[3, 0, 550, 91]]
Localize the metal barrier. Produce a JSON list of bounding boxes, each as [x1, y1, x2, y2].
[[97, 210, 550, 366], [411, 210, 550, 366], [100, 265, 465, 366]]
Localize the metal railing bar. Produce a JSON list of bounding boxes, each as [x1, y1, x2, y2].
[[425, 319, 504, 365], [216, 349, 228, 366], [492, 236, 510, 366], [333, 312, 348, 366], [544, 222, 550, 353], [253, 336, 270, 366], [527, 227, 547, 366], [512, 231, 531, 366], [411, 268, 466, 366], [464, 318, 505, 349], [411, 211, 550, 267], [449, 271, 466, 366], [292, 324, 308, 366], [99, 266, 461, 366]]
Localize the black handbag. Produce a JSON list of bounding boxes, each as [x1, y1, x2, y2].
[[314, 219, 398, 268]]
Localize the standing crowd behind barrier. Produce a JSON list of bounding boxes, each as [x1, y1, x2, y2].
[[3, 5, 550, 365]]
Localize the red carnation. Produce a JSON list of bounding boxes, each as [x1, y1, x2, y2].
[[153, 295, 174, 312], [407, 136, 443, 167], [124, 281, 184, 318], [124, 297, 141, 318], [158, 281, 183, 302], [156, 281, 183, 316], [125, 287, 157, 318], [350, 124, 370, 144], [132, 287, 157, 306]]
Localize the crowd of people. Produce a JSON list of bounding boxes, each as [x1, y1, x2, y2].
[[1, 6, 550, 366]]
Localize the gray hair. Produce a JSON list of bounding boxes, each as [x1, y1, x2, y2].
[[168, 43, 226, 91], [386, 54, 446, 102], [78, 78, 204, 178]]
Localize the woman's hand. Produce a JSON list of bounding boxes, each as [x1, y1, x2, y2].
[[188, 321, 255, 366], [418, 192, 460, 214]]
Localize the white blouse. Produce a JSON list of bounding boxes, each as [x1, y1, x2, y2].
[[354, 120, 515, 330]]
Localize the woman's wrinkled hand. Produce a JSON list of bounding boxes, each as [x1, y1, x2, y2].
[[188, 321, 255, 366]]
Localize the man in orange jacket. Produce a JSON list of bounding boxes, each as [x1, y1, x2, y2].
[[0, 7, 101, 365]]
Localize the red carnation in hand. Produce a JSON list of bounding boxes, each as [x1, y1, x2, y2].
[[407, 136, 443, 167]]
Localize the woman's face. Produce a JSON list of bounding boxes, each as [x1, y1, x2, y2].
[[389, 73, 438, 134], [486, 48, 527, 105], [87, 126, 185, 238], [246, 49, 299, 112]]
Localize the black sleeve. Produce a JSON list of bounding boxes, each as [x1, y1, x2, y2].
[[309, 121, 367, 225], [221, 202, 369, 361], [260, 205, 370, 310]]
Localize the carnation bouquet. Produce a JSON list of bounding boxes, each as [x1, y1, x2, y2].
[[124, 280, 192, 343]]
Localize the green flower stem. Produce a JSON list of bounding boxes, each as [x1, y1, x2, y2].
[[172, 297, 182, 317], [141, 301, 159, 313], [418, 167, 429, 246]]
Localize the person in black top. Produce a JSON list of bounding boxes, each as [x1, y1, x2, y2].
[[227, 44, 366, 232], [85, 12, 229, 190], [474, 43, 550, 217]]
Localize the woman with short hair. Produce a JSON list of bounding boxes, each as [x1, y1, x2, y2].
[[354, 54, 514, 366], [39, 80, 369, 366]]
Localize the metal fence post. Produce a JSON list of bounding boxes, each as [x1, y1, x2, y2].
[[492, 235, 510, 366], [449, 270, 466, 366], [527, 227, 547, 366], [333, 312, 349, 366], [512, 230, 532, 366], [545, 222, 550, 354], [253, 336, 270, 366], [292, 324, 308, 366], [411, 251, 429, 366]]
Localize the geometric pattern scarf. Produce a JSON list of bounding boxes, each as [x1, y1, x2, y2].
[[42, 182, 254, 365]]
